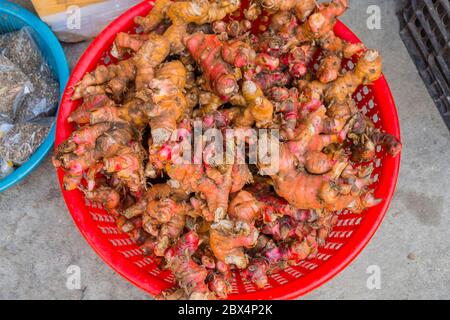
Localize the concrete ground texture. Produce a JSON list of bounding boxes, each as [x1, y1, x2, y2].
[[0, 0, 449, 300]]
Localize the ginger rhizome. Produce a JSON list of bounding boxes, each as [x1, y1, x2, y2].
[[55, 0, 402, 301], [260, 0, 316, 21], [188, 34, 239, 99]]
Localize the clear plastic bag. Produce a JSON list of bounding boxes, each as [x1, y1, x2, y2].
[[0, 28, 59, 123], [15, 74, 59, 122], [0, 28, 49, 75], [0, 55, 33, 122], [0, 121, 13, 138], [0, 120, 52, 166], [31, 0, 142, 43], [0, 159, 14, 179], [0, 122, 15, 179], [0, 27, 59, 178]]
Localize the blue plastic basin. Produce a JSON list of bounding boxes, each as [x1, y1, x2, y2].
[[0, 0, 70, 192]]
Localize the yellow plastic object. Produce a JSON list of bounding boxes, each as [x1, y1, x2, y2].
[[31, 0, 104, 16]]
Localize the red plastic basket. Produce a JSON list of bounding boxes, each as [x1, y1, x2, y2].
[[55, 1, 401, 300]]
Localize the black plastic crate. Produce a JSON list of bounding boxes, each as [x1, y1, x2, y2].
[[399, 0, 450, 129]]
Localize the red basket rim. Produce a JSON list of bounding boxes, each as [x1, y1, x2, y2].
[[55, 1, 401, 300]]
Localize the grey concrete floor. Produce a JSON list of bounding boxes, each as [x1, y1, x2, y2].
[[0, 0, 449, 300]]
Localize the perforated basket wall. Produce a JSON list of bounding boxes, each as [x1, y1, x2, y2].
[[55, 1, 401, 300]]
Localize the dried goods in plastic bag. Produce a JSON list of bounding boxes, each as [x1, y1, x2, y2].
[[0, 122, 14, 175], [0, 55, 33, 122], [0, 28, 59, 122], [0, 121, 51, 166], [0, 159, 14, 179], [16, 74, 59, 122], [0, 121, 13, 138]]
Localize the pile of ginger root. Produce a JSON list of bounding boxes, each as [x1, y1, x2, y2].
[[54, 0, 402, 300]]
